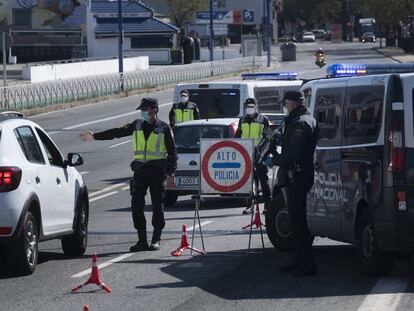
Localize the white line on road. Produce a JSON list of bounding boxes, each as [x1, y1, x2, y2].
[[80, 171, 89, 175], [121, 186, 130, 191], [71, 253, 136, 278], [187, 221, 213, 231], [89, 183, 128, 198], [89, 191, 119, 202], [48, 102, 172, 134], [109, 139, 132, 148], [357, 277, 410, 311]]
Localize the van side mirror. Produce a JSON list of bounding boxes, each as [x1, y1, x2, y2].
[[67, 153, 84, 167]]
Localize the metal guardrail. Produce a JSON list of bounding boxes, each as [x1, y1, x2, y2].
[[0, 56, 267, 111]]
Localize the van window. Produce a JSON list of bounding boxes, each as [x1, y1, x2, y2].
[[188, 89, 240, 119], [254, 87, 281, 113], [174, 125, 228, 153], [344, 86, 384, 145], [314, 91, 342, 146]]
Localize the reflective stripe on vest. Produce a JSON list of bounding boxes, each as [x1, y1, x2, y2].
[[132, 122, 167, 162], [174, 108, 194, 123], [241, 122, 264, 146]]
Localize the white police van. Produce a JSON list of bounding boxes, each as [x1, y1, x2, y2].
[[266, 63, 414, 276], [173, 72, 302, 127]]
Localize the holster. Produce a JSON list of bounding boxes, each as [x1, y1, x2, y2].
[[130, 160, 144, 171], [130, 179, 136, 195]]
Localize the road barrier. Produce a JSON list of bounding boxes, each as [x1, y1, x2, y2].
[[0, 56, 267, 111]]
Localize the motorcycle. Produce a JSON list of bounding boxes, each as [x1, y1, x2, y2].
[[315, 54, 326, 68]]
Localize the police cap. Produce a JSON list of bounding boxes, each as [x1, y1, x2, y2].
[[282, 91, 304, 104], [137, 97, 158, 110], [180, 89, 190, 96], [244, 97, 258, 107]]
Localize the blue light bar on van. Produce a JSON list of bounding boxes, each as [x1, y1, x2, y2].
[[241, 72, 298, 80], [327, 63, 414, 78]]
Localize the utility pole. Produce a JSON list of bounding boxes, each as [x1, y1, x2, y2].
[[266, 0, 271, 67], [117, 0, 124, 91], [209, 0, 214, 75]]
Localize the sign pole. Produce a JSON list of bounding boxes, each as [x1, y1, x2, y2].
[[2, 32, 6, 88], [209, 0, 214, 76], [117, 0, 124, 91]]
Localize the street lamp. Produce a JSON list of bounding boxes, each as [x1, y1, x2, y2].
[[209, 0, 214, 65], [117, 0, 124, 91]]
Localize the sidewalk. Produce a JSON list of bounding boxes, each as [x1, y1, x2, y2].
[[374, 46, 414, 63]]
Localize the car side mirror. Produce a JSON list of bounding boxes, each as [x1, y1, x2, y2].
[[67, 153, 84, 167]]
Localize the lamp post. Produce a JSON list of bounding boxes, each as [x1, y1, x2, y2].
[[117, 0, 124, 91], [209, 0, 214, 63], [266, 0, 271, 67]]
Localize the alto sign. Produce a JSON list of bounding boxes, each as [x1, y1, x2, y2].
[[200, 139, 253, 194]]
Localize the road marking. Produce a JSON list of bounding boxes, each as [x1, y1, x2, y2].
[[121, 186, 130, 191], [357, 277, 409, 311], [71, 253, 136, 278], [48, 102, 172, 134], [109, 139, 132, 148], [89, 183, 128, 198], [80, 171, 89, 175], [187, 221, 213, 231], [89, 191, 119, 202]]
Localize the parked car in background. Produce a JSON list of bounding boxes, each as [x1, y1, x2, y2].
[[312, 29, 327, 39], [302, 31, 316, 42], [0, 112, 89, 275], [361, 32, 376, 43]]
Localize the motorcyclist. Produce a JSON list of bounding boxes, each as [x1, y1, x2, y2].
[[315, 48, 326, 68], [315, 48, 325, 58]]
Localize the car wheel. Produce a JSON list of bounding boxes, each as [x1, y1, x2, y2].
[[265, 188, 294, 251], [356, 208, 394, 276], [12, 211, 38, 275], [164, 191, 178, 207], [61, 200, 88, 257]]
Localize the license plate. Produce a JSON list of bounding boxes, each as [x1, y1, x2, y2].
[[177, 177, 198, 187]]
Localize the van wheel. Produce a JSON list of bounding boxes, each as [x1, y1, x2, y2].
[[12, 211, 38, 275], [356, 209, 394, 276], [165, 192, 178, 207], [62, 200, 88, 257], [265, 189, 294, 251]]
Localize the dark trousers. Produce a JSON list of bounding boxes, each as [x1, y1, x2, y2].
[[255, 162, 271, 200], [284, 178, 313, 251], [131, 166, 166, 238]]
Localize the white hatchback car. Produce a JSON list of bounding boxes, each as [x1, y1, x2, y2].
[[0, 112, 89, 275]]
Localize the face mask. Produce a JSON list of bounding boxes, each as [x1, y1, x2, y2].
[[282, 106, 289, 115], [246, 107, 256, 116], [181, 96, 188, 103], [141, 111, 150, 121]]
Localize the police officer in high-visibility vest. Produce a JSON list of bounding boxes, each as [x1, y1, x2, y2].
[[235, 98, 271, 214], [80, 98, 177, 252], [169, 89, 200, 127]]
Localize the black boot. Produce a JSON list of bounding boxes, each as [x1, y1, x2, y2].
[[149, 230, 161, 251], [130, 231, 149, 252], [278, 250, 302, 273], [292, 248, 318, 277], [263, 198, 271, 215]]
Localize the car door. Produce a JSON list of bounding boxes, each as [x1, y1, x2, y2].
[[308, 84, 345, 240], [35, 127, 76, 231], [13, 125, 59, 233]]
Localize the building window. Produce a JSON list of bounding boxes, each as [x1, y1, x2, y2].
[[131, 36, 172, 48], [13, 9, 32, 27]]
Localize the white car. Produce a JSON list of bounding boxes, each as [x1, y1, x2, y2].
[[302, 31, 316, 42], [0, 112, 89, 275], [165, 118, 279, 206]]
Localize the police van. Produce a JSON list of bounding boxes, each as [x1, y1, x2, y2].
[[173, 72, 302, 126], [266, 63, 414, 276]]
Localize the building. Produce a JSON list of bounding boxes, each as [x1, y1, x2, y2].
[[87, 0, 179, 64]]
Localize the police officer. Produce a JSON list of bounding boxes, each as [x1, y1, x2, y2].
[[235, 98, 271, 214], [169, 89, 200, 127], [80, 98, 177, 252], [271, 90, 319, 276]]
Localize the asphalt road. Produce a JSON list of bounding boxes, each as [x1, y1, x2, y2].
[[1, 41, 413, 311]]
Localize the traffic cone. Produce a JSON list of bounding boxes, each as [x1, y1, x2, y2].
[[83, 305, 90, 311], [171, 225, 206, 256], [71, 253, 112, 293], [242, 203, 265, 229]]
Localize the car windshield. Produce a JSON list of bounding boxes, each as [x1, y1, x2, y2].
[[187, 89, 240, 119], [174, 125, 228, 153], [304, 32, 313, 36]]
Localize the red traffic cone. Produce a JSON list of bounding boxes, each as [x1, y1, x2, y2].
[[71, 253, 112, 293], [83, 305, 90, 311], [171, 225, 206, 256], [242, 203, 265, 229]]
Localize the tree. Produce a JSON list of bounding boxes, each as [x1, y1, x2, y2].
[[166, 0, 208, 30]]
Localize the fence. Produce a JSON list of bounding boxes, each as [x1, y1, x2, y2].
[[0, 56, 267, 111]]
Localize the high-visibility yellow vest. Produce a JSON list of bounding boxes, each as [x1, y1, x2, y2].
[[241, 115, 265, 146], [132, 120, 168, 162], [174, 103, 196, 123]]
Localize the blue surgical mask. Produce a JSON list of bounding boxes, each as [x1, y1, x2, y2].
[[141, 111, 150, 121]]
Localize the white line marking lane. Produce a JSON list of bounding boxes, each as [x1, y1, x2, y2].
[[357, 277, 410, 311], [89, 182, 128, 198], [71, 221, 213, 278]]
